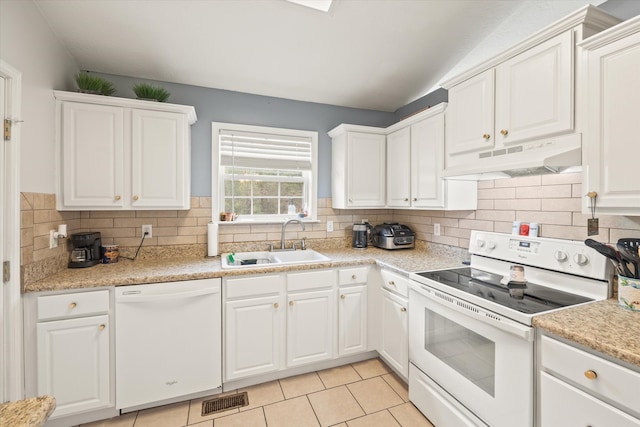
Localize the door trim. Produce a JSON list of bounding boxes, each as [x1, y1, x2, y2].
[[1, 59, 23, 402]]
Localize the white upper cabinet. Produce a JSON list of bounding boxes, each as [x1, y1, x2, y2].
[[494, 31, 574, 145], [580, 16, 640, 215], [55, 91, 196, 210], [446, 69, 495, 156], [441, 6, 620, 177], [385, 105, 477, 210], [329, 126, 386, 209]]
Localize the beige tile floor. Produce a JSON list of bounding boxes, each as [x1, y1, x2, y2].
[[81, 358, 435, 427]]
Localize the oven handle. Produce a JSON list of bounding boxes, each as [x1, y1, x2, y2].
[[411, 283, 533, 342]]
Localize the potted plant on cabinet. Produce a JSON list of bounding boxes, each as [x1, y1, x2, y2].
[[75, 72, 115, 95], [132, 83, 170, 102]]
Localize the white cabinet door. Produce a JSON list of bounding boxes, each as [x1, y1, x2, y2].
[[540, 372, 640, 427], [347, 132, 386, 207], [225, 294, 284, 381], [61, 102, 124, 208], [495, 31, 573, 145], [131, 109, 189, 209], [446, 69, 495, 155], [582, 22, 640, 215], [338, 285, 367, 356], [386, 127, 411, 207], [37, 315, 110, 417], [411, 114, 444, 208], [380, 289, 408, 379], [286, 289, 336, 367]]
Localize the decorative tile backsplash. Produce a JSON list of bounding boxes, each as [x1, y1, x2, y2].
[[19, 172, 640, 287]]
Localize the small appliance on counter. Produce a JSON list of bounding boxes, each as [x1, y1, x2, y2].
[[371, 222, 415, 250], [68, 232, 102, 268], [352, 222, 372, 248]]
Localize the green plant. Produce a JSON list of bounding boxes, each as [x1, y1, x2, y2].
[[74, 72, 115, 95], [132, 83, 170, 102]]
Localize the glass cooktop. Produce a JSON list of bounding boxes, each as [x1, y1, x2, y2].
[[415, 267, 593, 315]]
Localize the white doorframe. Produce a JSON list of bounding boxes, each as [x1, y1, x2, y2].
[[1, 59, 23, 402]]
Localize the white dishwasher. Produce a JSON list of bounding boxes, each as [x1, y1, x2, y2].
[[115, 278, 222, 411]]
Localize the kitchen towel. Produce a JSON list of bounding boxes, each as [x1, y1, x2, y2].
[[207, 222, 218, 257]]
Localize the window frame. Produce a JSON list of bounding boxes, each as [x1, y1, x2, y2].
[[212, 122, 318, 223]]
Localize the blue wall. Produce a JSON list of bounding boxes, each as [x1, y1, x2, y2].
[[92, 73, 412, 198]]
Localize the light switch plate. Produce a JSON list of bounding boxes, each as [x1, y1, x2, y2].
[[434, 223, 441, 236], [327, 221, 334, 232]]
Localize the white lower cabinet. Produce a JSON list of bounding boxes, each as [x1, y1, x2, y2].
[[338, 285, 368, 357], [287, 288, 336, 366], [539, 334, 640, 426], [224, 275, 285, 381], [379, 269, 409, 379], [24, 289, 114, 422], [37, 315, 110, 417], [224, 267, 375, 382]]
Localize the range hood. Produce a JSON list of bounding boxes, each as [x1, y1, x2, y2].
[[443, 133, 582, 180]]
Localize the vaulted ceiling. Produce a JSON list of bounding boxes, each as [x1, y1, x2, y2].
[[34, 0, 603, 111]]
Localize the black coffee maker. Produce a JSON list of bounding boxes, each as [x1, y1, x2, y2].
[[68, 232, 102, 268], [352, 222, 372, 248]]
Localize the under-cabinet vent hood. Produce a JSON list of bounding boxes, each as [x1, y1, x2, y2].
[[443, 133, 582, 180]]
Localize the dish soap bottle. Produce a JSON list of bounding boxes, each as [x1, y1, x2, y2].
[[287, 199, 296, 215]]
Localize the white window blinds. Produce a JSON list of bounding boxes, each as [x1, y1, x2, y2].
[[219, 129, 313, 171]]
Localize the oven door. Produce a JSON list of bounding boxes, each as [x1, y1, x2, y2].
[[409, 281, 534, 427]]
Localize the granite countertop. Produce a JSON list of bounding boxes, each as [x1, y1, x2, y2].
[[533, 299, 640, 368], [24, 245, 469, 293], [0, 396, 56, 427]]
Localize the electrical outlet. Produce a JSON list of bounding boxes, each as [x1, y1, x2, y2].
[[49, 230, 58, 248], [433, 223, 441, 236], [142, 224, 153, 238], [326, 220, 334, 232]]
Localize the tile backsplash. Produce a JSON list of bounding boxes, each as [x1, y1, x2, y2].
[[20, 172, 640, 287]]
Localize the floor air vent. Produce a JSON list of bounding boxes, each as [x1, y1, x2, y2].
[[201, 392, 249, 416]]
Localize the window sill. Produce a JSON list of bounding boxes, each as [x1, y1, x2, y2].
[[217, 218, 319, 226]]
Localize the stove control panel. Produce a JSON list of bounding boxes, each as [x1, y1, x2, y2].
[[469, 230, 610, 281]]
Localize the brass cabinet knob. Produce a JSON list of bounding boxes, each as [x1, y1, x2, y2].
[[69, 302, 77, 309], [99, 324, 106, 331], [404, 198, 409, 202], [133, 195, 139, 201], [400, 307, 407, 312], [584, 370, 597, 380], [482, 133, 490, 140], [413, 198, 417, 202], [289, 300, 294, 306], [351, 274, 357, 280], [500, 129, 509, 136], [341, 294, 346, 300], [388, 281, 396, 286], [348, 198, 353, 203], [273, 303, 279, 309], [114, 195, 121, 201]]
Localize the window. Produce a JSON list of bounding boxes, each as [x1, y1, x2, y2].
[[212, 122, 318, 222]]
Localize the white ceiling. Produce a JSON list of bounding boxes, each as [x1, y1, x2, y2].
[[34, 0, 602, 112]]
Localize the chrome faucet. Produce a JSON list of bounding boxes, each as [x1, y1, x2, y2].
[[281, 219, 305, 250]]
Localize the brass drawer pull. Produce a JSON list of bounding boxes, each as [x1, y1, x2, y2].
[[114, 195, 121, 201], [482, 133, 490, 140], [99, 324, 106, 331], [341, 294, 346, 300], [289, 301, 294, 307], [400, 307, 407, 312], [584, 370, 598, 380], [69, 302, 77, 309], [500, 129, 509, 136], [273, 303, 279, 309]]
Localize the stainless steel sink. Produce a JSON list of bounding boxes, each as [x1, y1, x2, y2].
[[221, 249, 330, 269]]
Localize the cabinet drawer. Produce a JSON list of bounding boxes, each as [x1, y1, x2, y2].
[[380, 269, 409, 297], [338, 267, 369, 285], [541, 335, 640, 414], [540, 372, 640, 427], [225, 274, 284, 299], [37, 290, 109, 321], [288, 270, 335, 292]]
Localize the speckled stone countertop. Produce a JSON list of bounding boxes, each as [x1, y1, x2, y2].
[[533, 299, 640, 368], [0, 395, 55, 427], [24, 246, 469, 293]]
